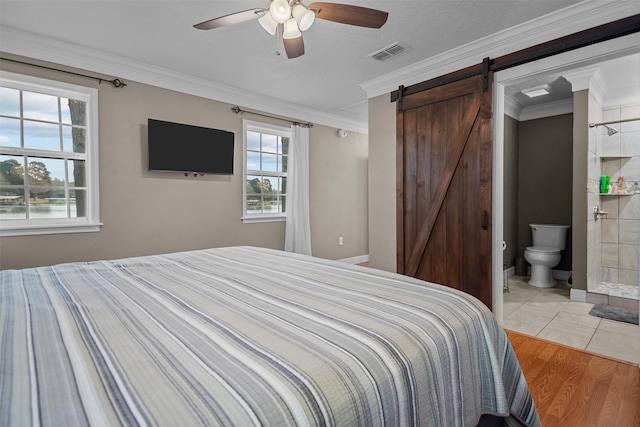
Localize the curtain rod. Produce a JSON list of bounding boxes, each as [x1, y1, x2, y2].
[[231, 106, 313, 128], [0, 57, 127, 88], [588, 117, 640, 127]]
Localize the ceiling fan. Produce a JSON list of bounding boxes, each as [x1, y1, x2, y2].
[[194, 1, 389, 59]]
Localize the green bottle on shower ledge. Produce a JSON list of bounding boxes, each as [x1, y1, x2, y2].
[[599, 176, 610, 194]]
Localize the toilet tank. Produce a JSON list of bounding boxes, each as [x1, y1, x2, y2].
[[530, 224, 570, 250]]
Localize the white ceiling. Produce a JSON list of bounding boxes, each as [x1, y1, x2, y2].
[[1, 1, 638, 129]]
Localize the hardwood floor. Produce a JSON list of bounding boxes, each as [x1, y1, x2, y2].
[[507, 330, 640, 427]]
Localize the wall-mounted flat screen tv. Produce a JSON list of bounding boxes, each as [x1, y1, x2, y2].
[[148, 118, 234, 175]]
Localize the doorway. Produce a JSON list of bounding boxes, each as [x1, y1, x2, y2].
[[493, 32, 640, 366]]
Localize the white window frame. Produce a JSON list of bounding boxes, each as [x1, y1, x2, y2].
[[242, 120, 290, 223], [0, 71, 101, 237]]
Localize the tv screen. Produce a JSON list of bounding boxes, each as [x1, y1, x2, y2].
[[148, 119, 234, 175]]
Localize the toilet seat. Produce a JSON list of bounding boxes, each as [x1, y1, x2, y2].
[[526, 246, 560, 255]]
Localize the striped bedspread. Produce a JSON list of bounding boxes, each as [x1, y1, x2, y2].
[[1, 246, 540, 427]]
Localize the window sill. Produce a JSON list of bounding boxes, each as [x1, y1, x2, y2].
[[0, 222, 103, 237], [242, 215, 286, 224]]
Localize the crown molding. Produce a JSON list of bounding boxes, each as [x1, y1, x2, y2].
[[563, 65, 640, 108], [519, 98, 574, 122], [563, 68, 607, 106], [562, 68, 601, 92], [0, 26, 368, 134], [503, 95, 522, 120], [360, 0, 639, 99]]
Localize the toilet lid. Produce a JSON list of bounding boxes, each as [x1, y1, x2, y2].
[[526, 246, 560, 255]]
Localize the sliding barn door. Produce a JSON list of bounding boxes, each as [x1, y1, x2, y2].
[[397, 74, 493, 308]]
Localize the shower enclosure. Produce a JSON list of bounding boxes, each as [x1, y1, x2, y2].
[[586, 105, 640, 309]]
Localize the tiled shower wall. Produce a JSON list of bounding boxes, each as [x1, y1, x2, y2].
[[591, 102, 640, 290]]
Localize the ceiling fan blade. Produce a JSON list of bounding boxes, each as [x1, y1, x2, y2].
[[308, 2, 388, 29], [194, 8, 265, 30], [284, 36, 305, 59]]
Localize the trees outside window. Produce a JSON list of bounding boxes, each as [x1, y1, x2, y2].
[[242, 120, 290, 223], [0, 72, 99, 236]]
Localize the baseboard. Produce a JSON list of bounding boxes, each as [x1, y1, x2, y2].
[[504, 266, 516, 278], [570, 288, 587, 302], [339, 254, 369, 265], [506, 266, 571, 282]]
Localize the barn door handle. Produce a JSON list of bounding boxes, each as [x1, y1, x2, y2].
[[481, 210, 488, 229]]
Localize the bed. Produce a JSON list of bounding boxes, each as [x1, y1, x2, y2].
[[0, 246, 540, 426]]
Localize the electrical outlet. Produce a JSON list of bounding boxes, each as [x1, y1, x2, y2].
[[338, 236, 344, 246]]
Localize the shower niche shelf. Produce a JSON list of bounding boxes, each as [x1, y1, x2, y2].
[[599, 155, 635, 195], [600, 155, 632, 159]]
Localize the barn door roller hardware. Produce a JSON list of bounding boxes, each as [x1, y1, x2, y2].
[[481, 57, 490, 92], [396, 85, 404, 112]]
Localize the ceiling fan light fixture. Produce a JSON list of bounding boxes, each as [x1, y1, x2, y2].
[[258, 12, 278, 35], [193, 2, 389, 59], [270, 0, 292, 24], [283, 18, 301, 39], [293, 4, 315, 31]]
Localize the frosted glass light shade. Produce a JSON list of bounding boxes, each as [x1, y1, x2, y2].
[[293, 4, 315, 31], [269, 0, 291, 24], [258, 13, 278, 35], [283, 18, 301, 39]]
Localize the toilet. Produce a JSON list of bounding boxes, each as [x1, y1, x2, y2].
[[523, 224, 570, 288]]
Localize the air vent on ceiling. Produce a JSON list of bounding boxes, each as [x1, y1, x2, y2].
[[368, 42, 408, 61]]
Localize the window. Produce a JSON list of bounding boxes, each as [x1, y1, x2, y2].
[[243, 120, 289, 223], [0, 71, 100, 236]]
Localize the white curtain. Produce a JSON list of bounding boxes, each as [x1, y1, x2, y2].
[[284, 124, 312, 255]]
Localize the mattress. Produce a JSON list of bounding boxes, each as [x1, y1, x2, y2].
[[0, 246, 540, 426]]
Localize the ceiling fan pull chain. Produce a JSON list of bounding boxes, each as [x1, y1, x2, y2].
[[275, 23, 282, 56]]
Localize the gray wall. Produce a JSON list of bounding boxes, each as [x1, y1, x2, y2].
[[517, 114, 573, 272], [503, 115, 519, 268], [0, 56, 369, 269], [573, 90, 590, 291]]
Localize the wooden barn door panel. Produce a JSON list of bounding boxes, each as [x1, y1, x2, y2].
[[397, 74, 493, 307]]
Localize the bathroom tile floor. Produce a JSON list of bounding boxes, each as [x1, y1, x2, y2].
[[503, 275, 639, 364]]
